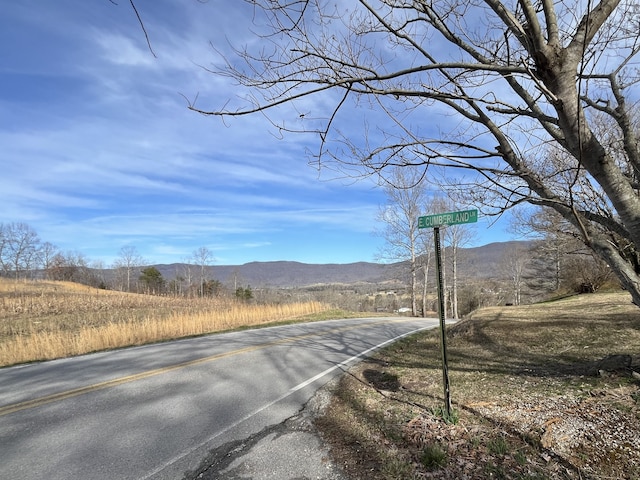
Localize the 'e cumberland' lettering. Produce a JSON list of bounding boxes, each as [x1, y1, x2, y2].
[[418, 209, 478, 228]]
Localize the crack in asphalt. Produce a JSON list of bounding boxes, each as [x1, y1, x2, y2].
[[182, 384, 345, 480], [186, 419, 294, 479]]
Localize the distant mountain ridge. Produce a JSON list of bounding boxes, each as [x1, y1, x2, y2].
[[154, 260, 401, 288], [151, 241, 532, 288]]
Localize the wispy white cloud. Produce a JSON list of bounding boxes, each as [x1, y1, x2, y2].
[[0, 1, 511, 267], [94, 32, 157, 68]]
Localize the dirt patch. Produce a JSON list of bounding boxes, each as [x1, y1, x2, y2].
[[468, 383, 640, 478], [362, 369, 401, 392]]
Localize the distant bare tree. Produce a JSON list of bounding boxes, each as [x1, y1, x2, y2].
[[417, 229, 434, 317], [174, 257, 197, 297], [512, 207, 593, 293], [0, 223, 6, 275], [446, 223, 475, 319], [90, 259, 107, 288], [563, 250, 616, 293], [501, 246, 532, 305], [39, 242, 59, 280], [192, 247, 214, 297], [65, 251, 95, 286], [0, 222, 41, 279], [113, 246, 145, 292], [376, 168, 428, 316], [48, 253, 76, 281], [515, 209, 570, 293]]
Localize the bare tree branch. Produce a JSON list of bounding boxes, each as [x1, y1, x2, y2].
[[192, 0, 640, 305]]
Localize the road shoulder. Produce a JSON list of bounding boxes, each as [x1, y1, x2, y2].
[[183, 379, 348, 480]]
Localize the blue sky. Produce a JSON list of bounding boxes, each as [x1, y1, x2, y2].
[[0, 1, 514, 266]]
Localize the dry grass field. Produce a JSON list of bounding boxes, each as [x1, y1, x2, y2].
[[317, 291, 640, 479], [0, 278, 330, 367]]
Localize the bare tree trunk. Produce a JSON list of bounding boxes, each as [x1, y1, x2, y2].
[[442, 246, 448, 319], [451, 245, 459, 319], [411, 245, 418, 316], [421, 256, 431, 317]]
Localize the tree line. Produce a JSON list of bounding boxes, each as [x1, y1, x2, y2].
[[0, 222, 253, 300], [1, 218, 610, 314]]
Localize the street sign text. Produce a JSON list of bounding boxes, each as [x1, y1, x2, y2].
[[418, 209, 478, 229]]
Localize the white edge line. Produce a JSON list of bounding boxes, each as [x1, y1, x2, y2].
[[142, 324, 435, 479], [290, 324, 434, 392]]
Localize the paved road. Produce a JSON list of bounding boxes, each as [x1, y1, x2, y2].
[[0, 317, 438, 480]]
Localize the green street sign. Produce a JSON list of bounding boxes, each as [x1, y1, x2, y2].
[[418, 209, 478, 228]]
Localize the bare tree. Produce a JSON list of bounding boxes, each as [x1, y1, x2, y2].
[[501, 246, 532, 305], [49, 253, 76, 281], [193, 0, 640, 306], [0, 223, 6, 275], [375, 168, 428, 316], [90, 259, 107, 288], [192, 246, 214, 297], [563, 249, 616, 293], [417, 228, 434, 317], [0, 222, 41, 279], [113, 246, 145, 292], [64, 251, 95, 286], [39, 242, 59, 280], [446, 224, 475, 319], [179, 259, 194, 297], [511, 207, 579, 292]]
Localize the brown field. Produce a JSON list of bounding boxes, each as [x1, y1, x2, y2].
[[0, 278, 330, 367], [317, 291, 640, 479]]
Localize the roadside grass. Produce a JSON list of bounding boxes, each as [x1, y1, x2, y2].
[[316, 291, 640, 479], [0, 278, 337, 367]]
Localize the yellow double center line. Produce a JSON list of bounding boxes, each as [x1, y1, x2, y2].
[[0, 319, 400, 417]]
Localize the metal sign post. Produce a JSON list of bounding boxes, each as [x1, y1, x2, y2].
[[419, 209, 478, 418], [433, 226, 452, 417]]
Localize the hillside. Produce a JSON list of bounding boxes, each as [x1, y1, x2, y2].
[[152, 240, 531, 288], [317, 292, 640, 479], [457, 240, 535, 279], [0, 278, 329, 367], [154, 260, 402, 288]]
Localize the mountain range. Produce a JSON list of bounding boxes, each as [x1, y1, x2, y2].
[[151, 241, 531, 288]]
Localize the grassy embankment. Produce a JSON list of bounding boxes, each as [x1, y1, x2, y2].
[[317, 291, 640, 479], [0, 278, 339, 367]]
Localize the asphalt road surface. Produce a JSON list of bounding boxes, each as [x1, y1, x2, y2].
[[0, 316, 438, 480]]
